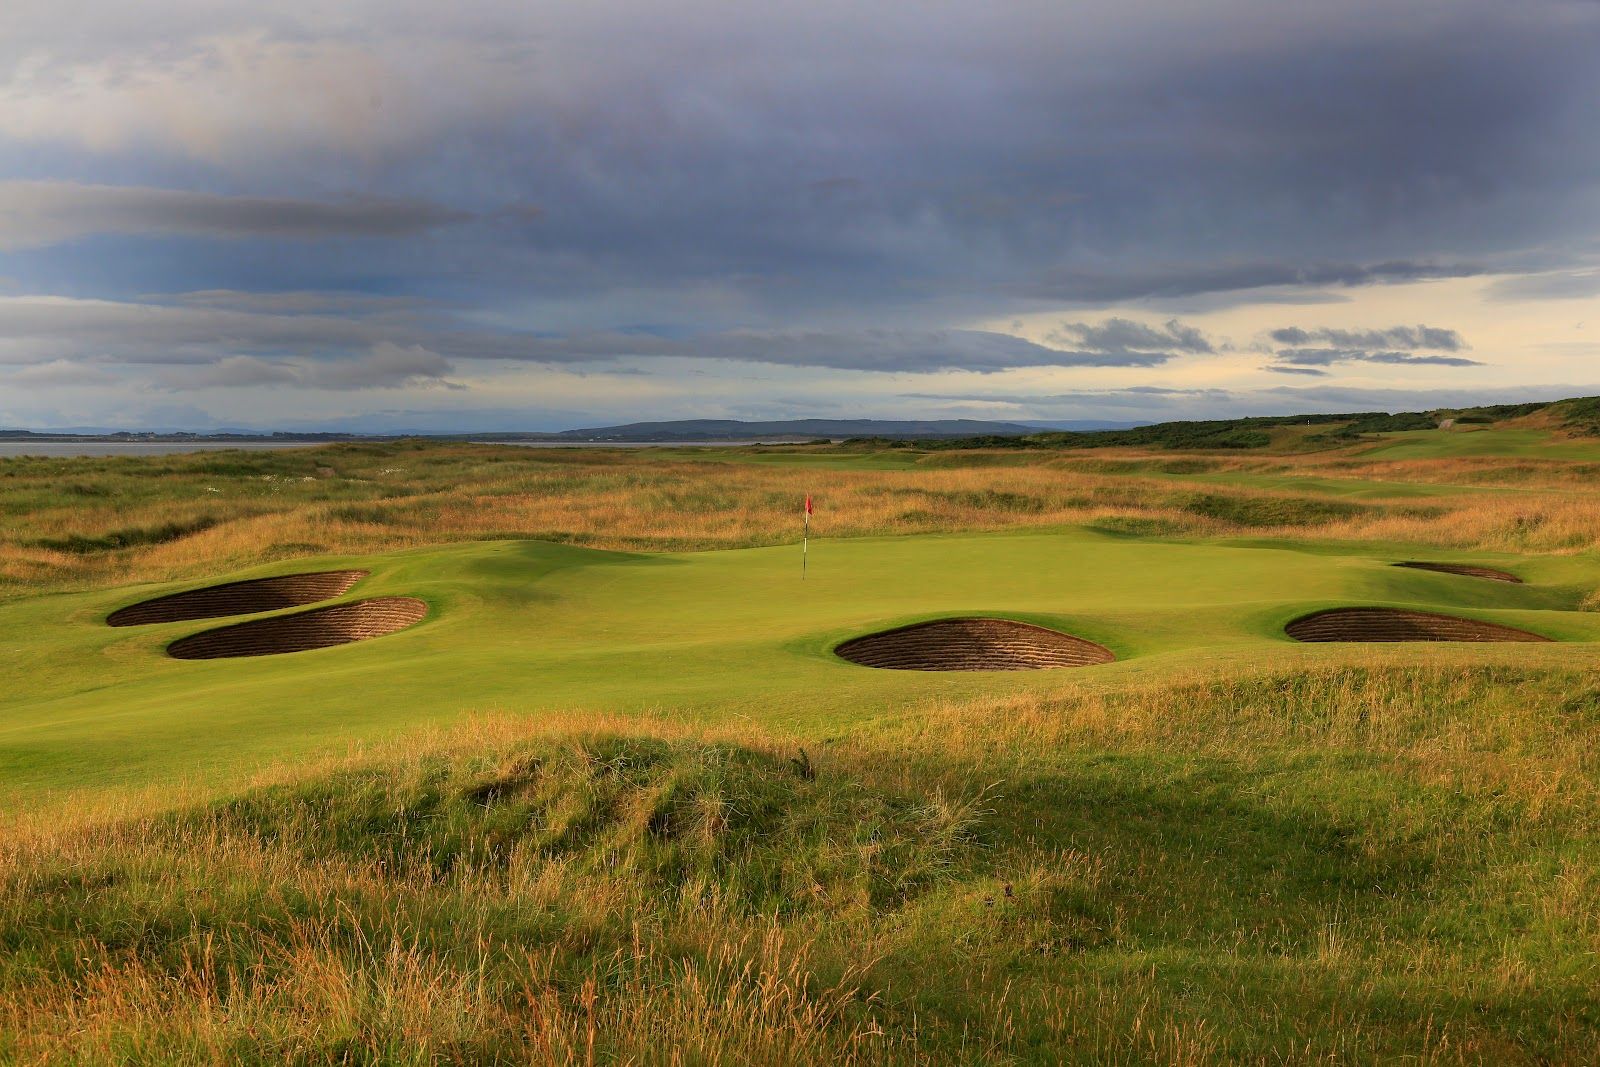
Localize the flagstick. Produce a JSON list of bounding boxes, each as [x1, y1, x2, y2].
[[802, 506, 809, 579]]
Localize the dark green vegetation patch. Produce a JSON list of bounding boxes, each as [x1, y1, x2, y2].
[[35, 516, 219, 555], [1181, 492, 1365, 527], [183, 737, 985, 913]]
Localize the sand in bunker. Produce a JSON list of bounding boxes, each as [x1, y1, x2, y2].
[[835, 618, 1115, 671], [1286, 607, 1549, 643], [167, 597, 427, 659], [108, 570, 368, 626], [1393, 561, 1521, 583]]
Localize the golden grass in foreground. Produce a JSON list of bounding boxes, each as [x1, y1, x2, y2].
[[3, 665, 1597, 1064]]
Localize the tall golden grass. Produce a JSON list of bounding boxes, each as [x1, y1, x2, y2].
[[6, 442, 1600, 598], [4, 662, 1597, 1064]]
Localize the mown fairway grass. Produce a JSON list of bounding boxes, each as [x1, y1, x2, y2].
[[7, 527, 1599, 805], [3, 432, 1600, 1063], [1354, 426, 1600, 461]]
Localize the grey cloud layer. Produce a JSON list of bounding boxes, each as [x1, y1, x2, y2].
[[1484, 270, 1600, 302], [0, 296, 1216, 382], [1268, 326, 1467, 351], [1049, 318, 1212, 357], [1274, 348, 1480, 368], [1013, 261, 1487, 304], [1263, 323, 1482, 377], [0, 1, 1596, 424], [0, 182, 467, 250], [901, 386, 1236, 410], [3, 2, 1596, 310], [163, 344, 459, 391]]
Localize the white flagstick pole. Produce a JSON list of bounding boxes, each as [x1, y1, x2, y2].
[[802, 497, 809, 579]]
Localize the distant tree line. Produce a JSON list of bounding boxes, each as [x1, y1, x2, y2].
[[845, 397, 1599, 452]]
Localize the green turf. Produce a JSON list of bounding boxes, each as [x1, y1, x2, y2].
[[7, 436, 1600, 1061], [5, 527, 1597, 808], [1355, 426, 1600, 460]]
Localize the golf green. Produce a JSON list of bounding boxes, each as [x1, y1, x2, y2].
[[4, 527, 1598, 807]]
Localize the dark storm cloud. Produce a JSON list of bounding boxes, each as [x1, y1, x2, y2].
[[0, 297, 424, 363], [164, 290, 439, 314], [5, 3, 1597, 313], [1, 1, 1597, 419], [0, 182, 469, 250], [1013, 261, 1486, 304], [0, 295, 1196, 376]]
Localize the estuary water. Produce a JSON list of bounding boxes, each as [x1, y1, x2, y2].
[[0, 441, 321, 458], [0, 439, 793, 458]]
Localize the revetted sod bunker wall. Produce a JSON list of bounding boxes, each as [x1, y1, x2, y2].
[[108, 570, 369, 627], [1393, 561, 1522, 583], [1286, 607, 1549, 644], [167, 597, 427, 659], [835, 618, 1115, 671]]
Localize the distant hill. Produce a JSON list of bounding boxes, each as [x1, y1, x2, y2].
[[9, 397, 1600, 447], [874, 397, 1600, 452], [510, 418, 1064, 441]]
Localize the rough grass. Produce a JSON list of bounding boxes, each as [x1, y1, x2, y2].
[[1179, 492, 1365, 527], [3, 665, 1599, 1064], [32, 516, 220, 555], [8, 437, 1600, 1062], [0, 729, 984, 1065], [10, 439, 1600, 597]]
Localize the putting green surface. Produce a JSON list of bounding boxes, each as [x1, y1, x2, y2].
[[5, 527, 1598, 807]]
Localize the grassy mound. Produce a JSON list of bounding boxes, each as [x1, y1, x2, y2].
[[183, 736, 983, 911], [0, 736, 988, 1064], [4, 665, 1600, 1062]]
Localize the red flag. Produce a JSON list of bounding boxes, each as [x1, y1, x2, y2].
[[804, 495, 812, 515]]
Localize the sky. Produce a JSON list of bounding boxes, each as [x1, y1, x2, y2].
[[1, 0, 1598, 432]]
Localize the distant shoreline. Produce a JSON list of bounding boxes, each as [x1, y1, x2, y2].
[[0, 437, 831, 458]]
